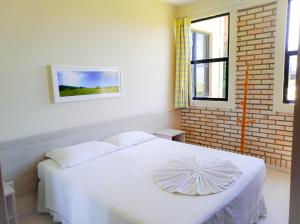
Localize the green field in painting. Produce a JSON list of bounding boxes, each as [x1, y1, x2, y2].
[[59, 86, 119, 97]]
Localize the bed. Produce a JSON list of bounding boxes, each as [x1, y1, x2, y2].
[[37, 137, 267, 224]]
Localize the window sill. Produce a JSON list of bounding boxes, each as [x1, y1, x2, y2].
[[273, 101, 294, 113], [191, 99, 235, 109]]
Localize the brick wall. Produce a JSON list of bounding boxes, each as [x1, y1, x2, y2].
[[181, 2, 294, 169]]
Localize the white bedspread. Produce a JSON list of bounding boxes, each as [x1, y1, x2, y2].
[[38, 138, 267, 224]]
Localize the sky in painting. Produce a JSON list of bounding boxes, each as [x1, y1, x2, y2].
[[57, 71, 119, 88]]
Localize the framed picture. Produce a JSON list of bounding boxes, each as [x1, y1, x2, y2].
[[51, 65, 122, 103]]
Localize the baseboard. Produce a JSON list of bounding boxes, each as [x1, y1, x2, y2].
[[266, 164, 291, 174]]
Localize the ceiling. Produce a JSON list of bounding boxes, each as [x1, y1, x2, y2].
[[163, 0, 198, 5]]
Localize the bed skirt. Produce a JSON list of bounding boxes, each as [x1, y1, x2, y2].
[[38, 182, 70, 224], [38, 181, 267, 224]]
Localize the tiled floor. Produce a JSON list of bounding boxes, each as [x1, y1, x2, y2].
[[19, 212, 53, 224], [259, 168, 290, 224], [19, 168, 291, 224]]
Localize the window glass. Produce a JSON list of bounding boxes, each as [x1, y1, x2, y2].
[[191, 15, 229, 60], [287, 55, 298, 101], [192, 61, 227, 99], [191, 32, 209, 60], [287, 0, 300, 51]]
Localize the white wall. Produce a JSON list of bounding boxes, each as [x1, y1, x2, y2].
[[176, 0, 275, 15], [0, 0, 175, 142]]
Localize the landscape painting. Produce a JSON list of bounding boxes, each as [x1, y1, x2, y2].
[[51, 66, 122, 103]]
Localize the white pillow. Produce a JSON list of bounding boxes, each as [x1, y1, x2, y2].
[[104, 131, 156, 148], [45, 141, 119, 168]]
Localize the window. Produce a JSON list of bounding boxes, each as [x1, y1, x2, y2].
[[191, 13, 229, 101], [283, 0, 300, 103]]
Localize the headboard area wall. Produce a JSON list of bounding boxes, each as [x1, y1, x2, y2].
[[0, 111, 180, 215]]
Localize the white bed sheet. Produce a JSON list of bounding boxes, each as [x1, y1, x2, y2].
[[38, 138, 266, 224]]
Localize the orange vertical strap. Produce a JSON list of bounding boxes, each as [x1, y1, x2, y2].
[[240, 64, 250, 154]]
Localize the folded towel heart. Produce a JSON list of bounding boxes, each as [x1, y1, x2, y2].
[[153, 157, 242, 195]]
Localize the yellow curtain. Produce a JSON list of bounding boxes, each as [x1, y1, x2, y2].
[[175, 17, 191, 109]]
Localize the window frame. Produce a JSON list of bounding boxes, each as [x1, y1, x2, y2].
[[283, 0, 299, 104], [191, 13, 230, 102]]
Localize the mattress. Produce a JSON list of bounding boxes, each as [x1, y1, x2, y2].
[[37, 138, 267, 224]]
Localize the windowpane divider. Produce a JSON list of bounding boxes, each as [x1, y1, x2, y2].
[[191, 57, 228, 64]]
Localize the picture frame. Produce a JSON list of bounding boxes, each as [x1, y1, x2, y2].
[[50, 65, 122, 103]]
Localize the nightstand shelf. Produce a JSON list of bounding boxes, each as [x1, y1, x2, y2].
[[154, 129, 185, 142], [3, 182, 18, 224]]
